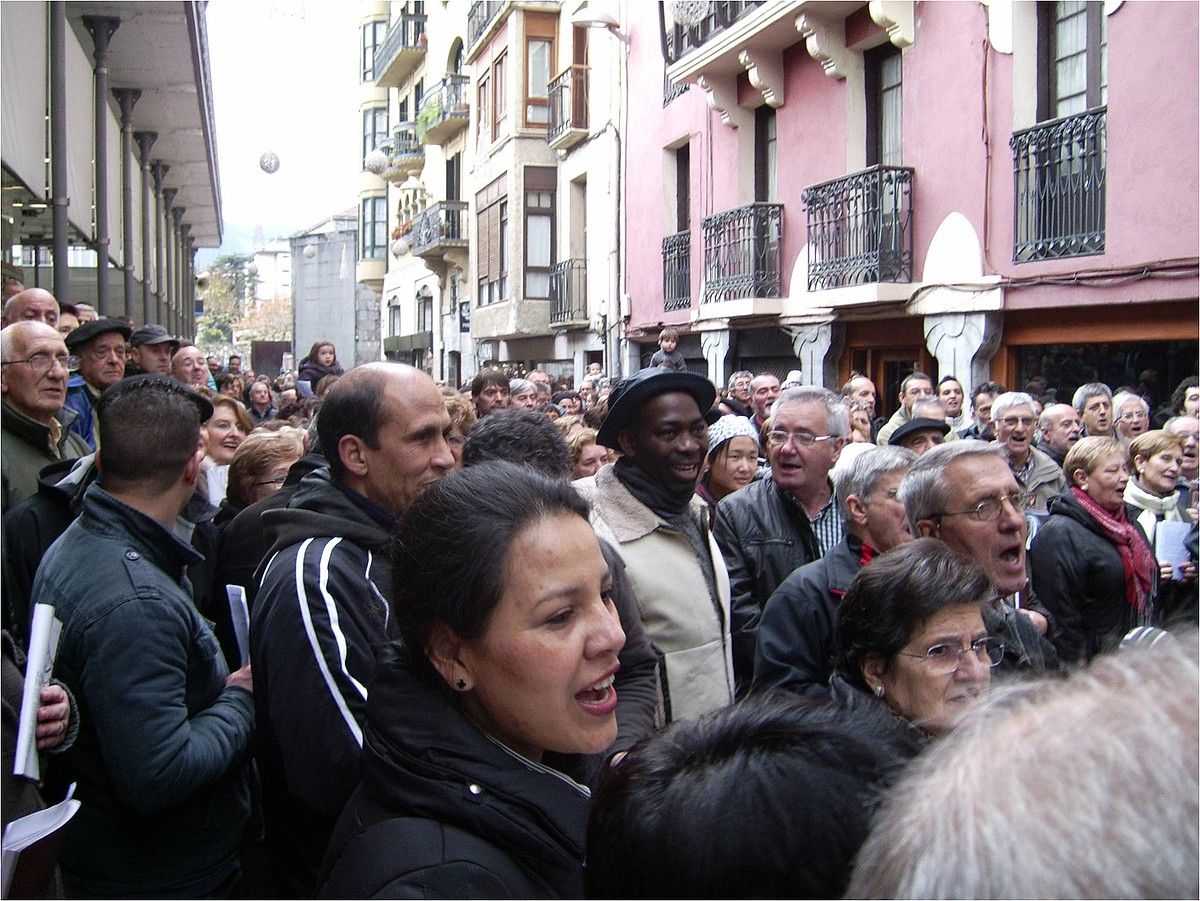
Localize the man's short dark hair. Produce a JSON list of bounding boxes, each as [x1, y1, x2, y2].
[[96, 379, 203, 493], [470, 368, 508, 398], [971, 380, 1007, 404], [462, 409, 573, 481], [316, 372, 388, 483], [586, 693, 921, 898]]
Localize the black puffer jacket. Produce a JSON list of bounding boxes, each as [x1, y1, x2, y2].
[[319, 651, 591, 899], [714, 473, 824, 691], [1030, 490, 1157, 663]]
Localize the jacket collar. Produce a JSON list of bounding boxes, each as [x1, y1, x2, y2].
[[80, 484, 203, 576], [2, 399, 79, 453], [590, 464, 705, 543]]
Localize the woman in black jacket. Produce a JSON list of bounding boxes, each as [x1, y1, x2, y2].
[[319, 463, 625, 899], [1030, 436, 1159, 662]]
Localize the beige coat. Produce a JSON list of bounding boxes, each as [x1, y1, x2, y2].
[[574, 465, 735, 723]]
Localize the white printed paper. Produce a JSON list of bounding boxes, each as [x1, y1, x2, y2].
[[1, 783, 79, 897], [226, 585, 251, 668], [1156, 520, 1194, 580], [13, 604, 63, 781]]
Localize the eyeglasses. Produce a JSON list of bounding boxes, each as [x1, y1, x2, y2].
[[253, 475, 288, 488], [896, 636, 1005, 675], [767, 430, 840, 447], [938, 491, 1032, 521], [1117, 411, 1148, 422], [998, 416, 1036, 428], [1, 352, 78, 373]]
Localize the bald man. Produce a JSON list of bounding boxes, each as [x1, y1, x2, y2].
[[2, 288, 60, 329], [251, 363, 456, 895], [171, 345, 209, 388], [1, 321, 90, 511]]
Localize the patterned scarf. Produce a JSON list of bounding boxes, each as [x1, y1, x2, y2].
[[1071, 486, 1156, 613]]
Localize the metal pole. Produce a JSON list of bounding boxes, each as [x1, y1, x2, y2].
[[173, 209, 187, 336], [180, 226, 192, 340], [83, 17, 119, 317], [49, 2, 69, 305], [151, 162, 168, 324], [113, 88, 140, 321], [134, 132, 156, 326], [162, 188, 177, 332]]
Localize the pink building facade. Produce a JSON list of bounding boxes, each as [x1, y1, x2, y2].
[[622, 0, 1197, 418]]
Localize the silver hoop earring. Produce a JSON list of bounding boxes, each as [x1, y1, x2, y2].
[[874, 684, 885, 699]]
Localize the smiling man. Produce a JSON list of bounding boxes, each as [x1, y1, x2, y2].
[[252, 363, 456, 895], [1, 321, 90, 512], [574, 368, 735, 725], [64, 318, 131, 450], [990, 392, 1065, 513], [899, 441, 1057, 671], [715, 386, 848, 691]]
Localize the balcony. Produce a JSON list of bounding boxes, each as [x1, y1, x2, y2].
[[701, 203, 782, 304], [417, 74, 470, 145], [548, 65, 588, 150], [384, 122, 424, 180], [802, 165, 914, 291], [468, 1, 503, 53], [373, 13, 426, 88], [549, 259, 587, 326], [663, 1, 765, 65], [411, 201, 468, 259], [662, 231, 691, 312], [1010, 107, 1106, 263]]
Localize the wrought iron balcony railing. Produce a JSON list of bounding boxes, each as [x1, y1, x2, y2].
[[663, 71, 690, 106], [411, 201, 468, 257], [662, 231, 691, 311], [373, 13, 426, 86], [549, 259, 587, 325], [1010, 106, 1106, 263], [663, 1, 764, 65], [548, 65, 588, 145], [468, 1, 503, 49], [701, 203, 782, 303], [417, 74, 470, 144], [801, 165, 914, 291], [386, 122, 424, 178]]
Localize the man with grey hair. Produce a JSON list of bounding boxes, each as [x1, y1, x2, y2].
[[1035, 402, 1081, 467], [848, 631, 1198, 899], [755, 446, 916, 697], [1073, 381, 1114, 437], [899, 441, 1055, 666], [720, 369, 754, 418], [1, 321, 90, 512], [1, 287, 60, 329], [990, 391, 1065, 513], [1164, 414, 1199, 485], [715, 386, 848, 691]]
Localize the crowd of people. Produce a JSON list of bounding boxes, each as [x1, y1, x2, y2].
[[2, 294, 1198, 898]]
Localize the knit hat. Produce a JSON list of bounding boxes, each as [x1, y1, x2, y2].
[[706, 414, 761, 458]]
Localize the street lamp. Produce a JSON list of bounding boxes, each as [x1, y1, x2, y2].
[[571, 4, 630, 43]]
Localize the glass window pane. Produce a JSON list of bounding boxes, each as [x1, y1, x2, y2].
[[526, 271, 550, 297], [526, 212, 551, 266], [527, 103, 549, 124], [528, 39, 550, 97]]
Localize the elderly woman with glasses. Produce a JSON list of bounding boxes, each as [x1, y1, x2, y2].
[[1030, 436, 1159, 663], [1112, 391, 1150, 448], [833, 537, 1002, 737]]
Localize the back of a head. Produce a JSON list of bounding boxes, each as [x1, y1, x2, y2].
[[461, 408, 572, 480], [847, 631, 1200, 899], [96, 378, 203, 493], [586, 693, 921, 899]]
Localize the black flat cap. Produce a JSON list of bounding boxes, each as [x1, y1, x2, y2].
[[130, 324, 179, 348], [889, 416, 953, 447], [99, 373, 213, 422], [64, 317, 131, 351], [596, 368, 717, 450]]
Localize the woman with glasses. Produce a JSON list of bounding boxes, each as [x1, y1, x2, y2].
[[1030, 436, 1159, 663], [833, 538, 1002, 736], [218, 427, 306, 525], [1112, 391, 1150, 448]]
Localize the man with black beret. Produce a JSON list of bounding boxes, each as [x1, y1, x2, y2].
[[888, 415, 952, 455], [573, 368, 735, 724], [64, 317, 131, 450]]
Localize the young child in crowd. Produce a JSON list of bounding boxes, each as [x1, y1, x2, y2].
[[649, 327, 686, 371]]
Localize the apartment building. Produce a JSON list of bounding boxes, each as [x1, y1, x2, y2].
[[1, 1, 222, 339], [623, 0, 1197, 418]]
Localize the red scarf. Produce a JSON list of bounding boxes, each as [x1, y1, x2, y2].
[[1071, 487, 1156, 613]]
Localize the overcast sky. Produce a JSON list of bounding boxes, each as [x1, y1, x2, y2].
[[199, 0, 362, 265]]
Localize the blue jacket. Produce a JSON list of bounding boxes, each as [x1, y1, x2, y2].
[[31, 485, 254, 897], [63, 374, 96, 450]]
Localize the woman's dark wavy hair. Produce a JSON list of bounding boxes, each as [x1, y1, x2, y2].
[[835, 537, 993, 692], [390, 461, 590, 676]]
